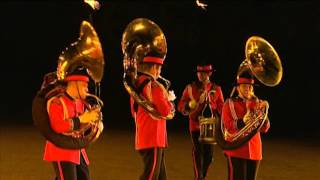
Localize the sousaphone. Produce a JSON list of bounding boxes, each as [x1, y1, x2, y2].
[[215, 36, 283, 150], [57, 20, 105, 140], [32, 20, 105, 149], [121, 18, 174, 120]]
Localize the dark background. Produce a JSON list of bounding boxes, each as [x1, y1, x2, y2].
[[1, 0, 319, 138]]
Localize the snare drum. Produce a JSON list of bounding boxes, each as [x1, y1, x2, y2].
[[198, 116, 216, 144]]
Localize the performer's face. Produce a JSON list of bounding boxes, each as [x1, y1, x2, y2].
[[76, 81, 89, 100], [197, 71, 211, 82], [237, 84, 254, 100]]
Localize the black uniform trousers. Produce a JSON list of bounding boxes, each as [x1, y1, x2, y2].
[[138, 147, 167, 180], [225, 155, 260, 180], [191, 131, 214, 180], [52, 154, 90, 180]]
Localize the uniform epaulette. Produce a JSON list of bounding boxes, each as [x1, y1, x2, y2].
[[50, 97, 62, 105], [230, 96, 242, 102]]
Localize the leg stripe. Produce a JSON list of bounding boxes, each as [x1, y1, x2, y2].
[[227, 156, 233, 180], [148, 148, 157, 180], [57, 161, 64, 180], [192, 148, 199, 179]]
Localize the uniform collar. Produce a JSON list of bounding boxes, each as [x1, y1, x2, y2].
[[138, 72, 155, 81], [64, 92, 76, 101]]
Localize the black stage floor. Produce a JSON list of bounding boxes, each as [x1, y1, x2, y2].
[[1, 125, 319, 180]]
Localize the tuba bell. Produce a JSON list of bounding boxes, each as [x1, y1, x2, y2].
[[57, 21, 104, 83], [215, 36, 283, 150], [57, 20, 105, 141], [121, 18, 174, 120]]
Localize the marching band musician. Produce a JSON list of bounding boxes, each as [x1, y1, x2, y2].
[[177, 64, 224, 180], [43, 67, 103, 180], [129, 55, 176, 180], [222, 72, 270, 180]]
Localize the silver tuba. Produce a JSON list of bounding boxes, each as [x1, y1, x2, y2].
[[121, 18, 174, 120], [215, 36, 283, 150]]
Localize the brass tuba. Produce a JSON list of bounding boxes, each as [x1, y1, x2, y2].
[[215, 36, 283, 149], [32, 20, 105, 149], [57, 20, 105, 141], [121, 18, 174, 120], [57, 21, 104, 83]]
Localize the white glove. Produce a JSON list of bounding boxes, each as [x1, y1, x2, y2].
[[168, 90, 176, 101]]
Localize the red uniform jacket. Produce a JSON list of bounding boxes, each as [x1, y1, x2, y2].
[[178, 81, 224, 132], [222, 97, 270, 160], [43, 94, 89, 165], [130, 74, 174, 150]]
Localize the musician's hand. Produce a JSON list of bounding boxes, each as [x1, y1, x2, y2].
[[254, 100, 268, 116], [258, 100, 268, 109], [79, 108, 101, 123], [168, 90, 176, 101]]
